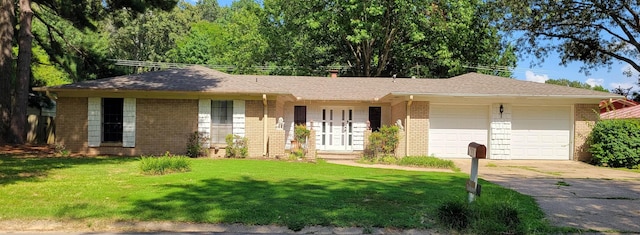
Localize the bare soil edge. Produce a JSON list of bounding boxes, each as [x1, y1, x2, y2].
[[0, 219, 441, 234]]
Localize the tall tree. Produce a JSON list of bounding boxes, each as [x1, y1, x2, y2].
[[262, 0, 514, 77], [9, 0, 33, 144], [0, 0, 178, 143], [492, 0, 640, 78], [0, 0, 14, 142]]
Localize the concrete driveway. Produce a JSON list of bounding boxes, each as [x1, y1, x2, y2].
[[452, 159, 640, 233]]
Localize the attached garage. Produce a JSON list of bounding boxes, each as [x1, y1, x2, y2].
[[429, 105, 489, 158], [511, 106, 572, 160]]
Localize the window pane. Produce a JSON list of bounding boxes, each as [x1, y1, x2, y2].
[[211, 100, 233, 144], [103, 98, 123, 142]]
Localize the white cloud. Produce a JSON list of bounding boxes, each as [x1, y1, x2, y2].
[[525, 70, 549, 83], [585, 78, 604, 87], [609, 82, 636, 91], [620, 64, 639, 78]]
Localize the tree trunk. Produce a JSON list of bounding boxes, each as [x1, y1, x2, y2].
[[0, 0, 14, 142], [9, 0, 31, 144]]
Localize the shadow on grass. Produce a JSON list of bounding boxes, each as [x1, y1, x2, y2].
[[126, 174, 467, 230], [0, 155, 138, 185]]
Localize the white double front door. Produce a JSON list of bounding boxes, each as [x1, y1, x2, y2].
[[320, 107, 353, 151]]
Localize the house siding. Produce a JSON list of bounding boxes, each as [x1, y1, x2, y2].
[[135, 99, 198, 155], [391, 102, 407, 156], [245, 100, 265, 157], [57, 98, 198, 156], [56, 97, 89, 152], [574, 104, 599, 161], [408, 101, 429, 156], [490, 103, 512, 159]]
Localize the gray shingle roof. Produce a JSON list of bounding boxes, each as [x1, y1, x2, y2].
[[40, 65, 619, 100]]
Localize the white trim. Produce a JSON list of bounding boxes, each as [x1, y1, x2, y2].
[[87, 97, 101, 147], [122, 98, 136, 148], [198, 99, 212, 148], [233, 100, 245, 137]]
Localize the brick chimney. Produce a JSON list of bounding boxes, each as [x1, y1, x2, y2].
[[329, 69, 339, 78]]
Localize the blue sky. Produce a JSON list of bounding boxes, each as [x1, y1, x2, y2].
[[186, 0, 637, 91]]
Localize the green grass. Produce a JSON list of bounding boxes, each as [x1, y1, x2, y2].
[[397, 156, 460, 171], [358, 155, 460, 171], [0, 155, 554, 233], [139, 154, 191, 175]]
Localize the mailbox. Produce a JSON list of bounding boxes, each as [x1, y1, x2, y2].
[[467, 142, 486, 159]]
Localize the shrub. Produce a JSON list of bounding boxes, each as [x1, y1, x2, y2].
[[140, 152, 191, 175], [186, 131, 209, 158], [588, 119, 640, 168], [363, 125, 399, 160], [294, 124, 311, 144], [290, 148, 305, 159], [225, 134, 248, 158]]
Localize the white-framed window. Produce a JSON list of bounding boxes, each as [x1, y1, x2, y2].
[[88, 97, 136, 147], [211, 100, 233, 144]]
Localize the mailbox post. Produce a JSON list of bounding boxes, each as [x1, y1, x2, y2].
[[467, 142, 486, 203]]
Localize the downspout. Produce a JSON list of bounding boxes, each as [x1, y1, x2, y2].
[[406, 95, 413, 157], [263, 94, 268, 157]]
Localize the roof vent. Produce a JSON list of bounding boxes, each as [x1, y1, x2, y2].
[[392, 74, 396, 82]]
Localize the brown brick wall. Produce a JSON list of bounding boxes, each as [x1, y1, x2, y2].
[[267, 100, 284, 158], [135, 99, 198, 155], [245, 100, 265, 157], [56, 97, 89, 152], [391, 102, 406, 127], [390, 102, 407, 156], [408, 101, 429, 156], [574, 104, 599, 161], [268, 129, 286, 158], [56, 98, 199, 156]]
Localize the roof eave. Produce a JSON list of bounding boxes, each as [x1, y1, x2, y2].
[[33, 87, 295, 99], [382, 92, 622, 100]]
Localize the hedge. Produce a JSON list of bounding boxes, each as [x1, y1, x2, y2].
[[588, 119, 640, 168]]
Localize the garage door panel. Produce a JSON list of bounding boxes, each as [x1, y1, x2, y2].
[[429, 105, 489, 158], [511, 106, 571, 160]]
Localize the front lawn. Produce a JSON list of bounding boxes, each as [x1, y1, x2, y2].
[[0, 156, 552, 233]]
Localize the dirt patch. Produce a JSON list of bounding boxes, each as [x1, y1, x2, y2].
[[0, 219, 439, 234], [0, 144, 56, 157]]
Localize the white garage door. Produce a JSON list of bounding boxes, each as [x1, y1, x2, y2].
[[511, 106, 571, 160], [429, 105, 489, 158]]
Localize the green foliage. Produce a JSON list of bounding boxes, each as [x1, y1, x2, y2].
[[364, 125, 399, 160], [139, 152, 192, 175], [289, 148, 306, 160], [225, 134, 249, 158], [186, 131, 209, 158], [397, 156, 458, 170], [588, 119, 640, 169], [491, 0, 640, 79], [545, 78, 609, 92], [294, 124, 311, 144], [168, 21, 230, 64]]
